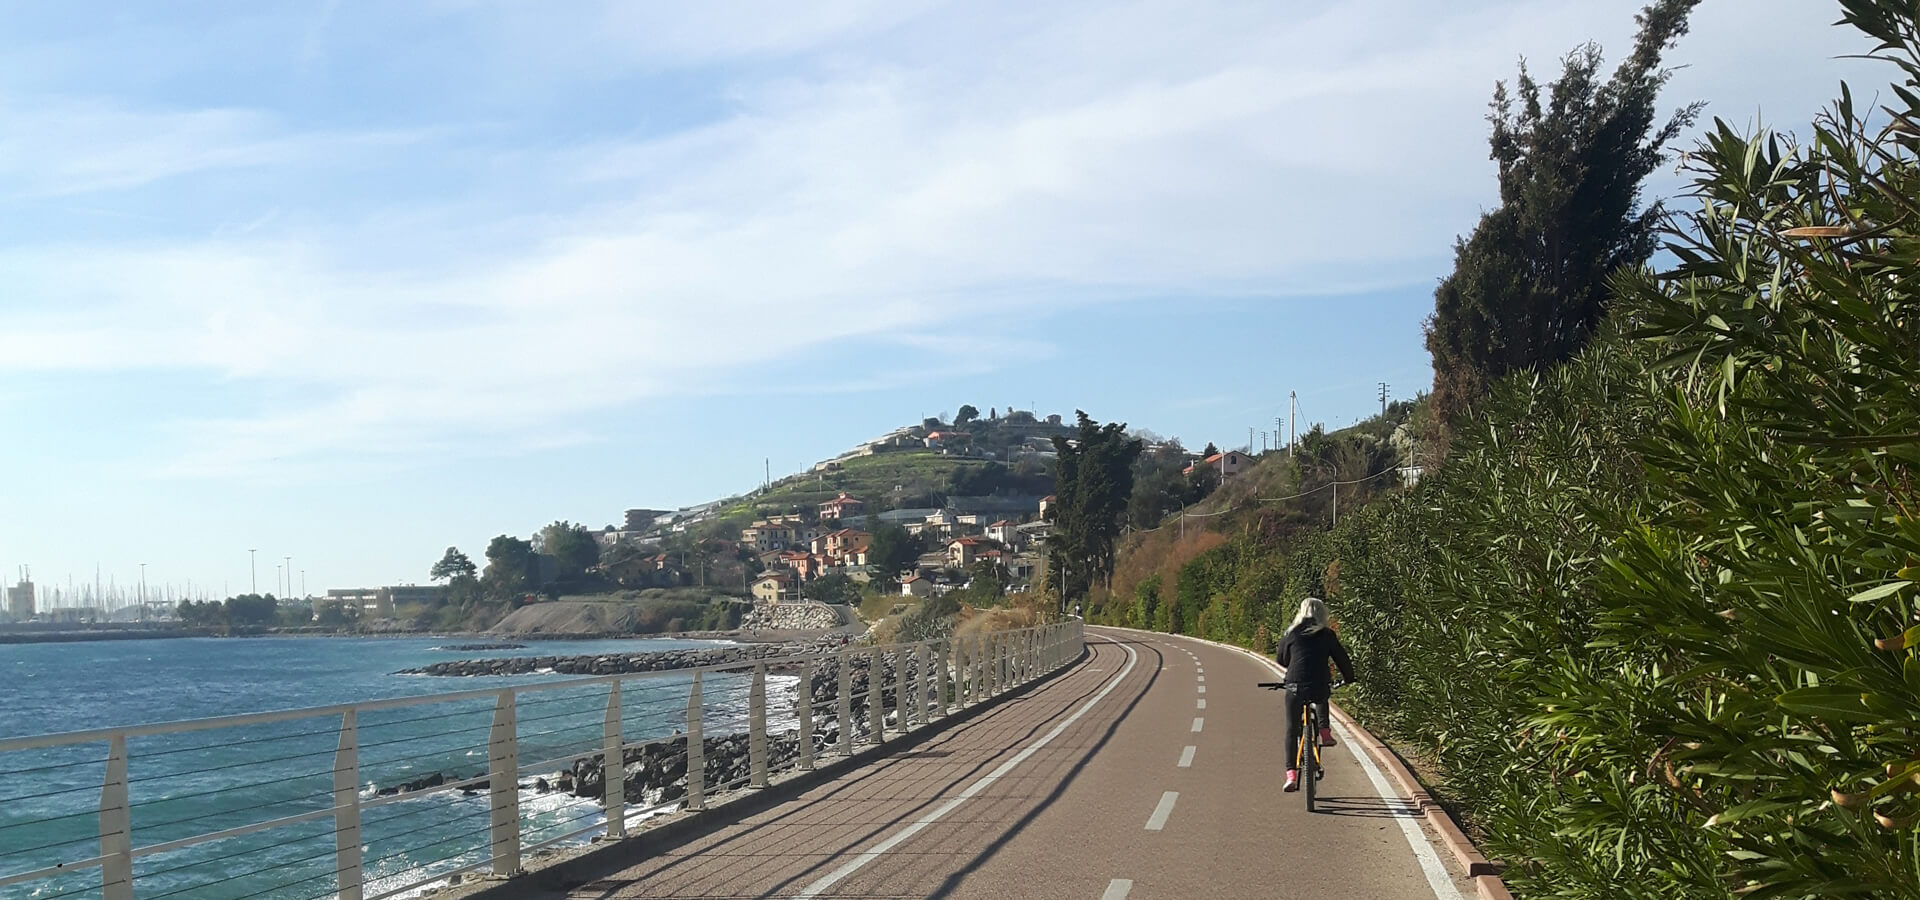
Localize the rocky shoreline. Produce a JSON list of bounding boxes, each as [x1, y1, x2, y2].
[[433, 642, 528, 651], [395, 635, 851, 677]]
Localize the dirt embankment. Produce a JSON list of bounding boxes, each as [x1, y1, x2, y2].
[[484, 600, 679, 636]]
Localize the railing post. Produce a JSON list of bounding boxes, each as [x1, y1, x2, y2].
[[868, 648, 886, 742], [749, 663, 769, 789], [603, 682, 626, 838], [903, 646, 920, 730], [99, 735, 132, 900], [921, 640, 936, 717], [334, 711, 364, 900], [488, 691, 521, 877], [837, 651, 854, 757], [686, 673, 706, 811], [925, 640, 940, 717], [953, 638, 968, 707], [998, 633, 1013, 694], [798, 659, 816, 771]]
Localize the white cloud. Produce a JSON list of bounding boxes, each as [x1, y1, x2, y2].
[[0, 0, 1882, 478]]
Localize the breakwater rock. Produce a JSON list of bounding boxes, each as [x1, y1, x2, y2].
[[396, 636, 850, 677], [740, 602, 842, 631]]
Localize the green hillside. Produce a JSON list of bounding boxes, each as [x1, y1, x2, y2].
[[712, 450, 1054, 526]]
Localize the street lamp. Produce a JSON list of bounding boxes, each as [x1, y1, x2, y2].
[[139, 563, 147, 620], [249, 549, 258, 595], [284, 557, 292, 600]]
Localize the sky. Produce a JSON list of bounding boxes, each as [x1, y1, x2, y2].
[[0, 0, 1881, 600]]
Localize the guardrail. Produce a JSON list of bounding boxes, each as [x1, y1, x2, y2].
[[0, 619, 1084, 900]]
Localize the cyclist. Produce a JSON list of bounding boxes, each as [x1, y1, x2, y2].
[[1277, 596, 1354, 792]]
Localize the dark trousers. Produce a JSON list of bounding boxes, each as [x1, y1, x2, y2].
[[1283, 685, 1329, 771]]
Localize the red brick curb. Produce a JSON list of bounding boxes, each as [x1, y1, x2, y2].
[[1093, 626, 1514, 899]]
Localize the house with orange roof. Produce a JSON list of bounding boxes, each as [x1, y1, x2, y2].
[[1183, 450, 1254, 481]]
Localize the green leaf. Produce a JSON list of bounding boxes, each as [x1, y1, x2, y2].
[[1777, 685, 1874, 722], [1848, 580, 1912, 605]]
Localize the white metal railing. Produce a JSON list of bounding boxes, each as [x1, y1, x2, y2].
[[0, 619, 1084, 900]]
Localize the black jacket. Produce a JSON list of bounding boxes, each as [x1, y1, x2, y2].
[[1277, 625, 1355, 691]]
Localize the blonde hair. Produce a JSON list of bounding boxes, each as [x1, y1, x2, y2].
[[1291, 596, 1329, 633]]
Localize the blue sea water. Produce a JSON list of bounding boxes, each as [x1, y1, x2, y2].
[[0, 635, 762, 900]]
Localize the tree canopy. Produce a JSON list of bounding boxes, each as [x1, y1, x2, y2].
[[483, 534, 536, 600], [1424, 0, 1700, 426], [537, 520, 601, 582], [1049, 411, 1143, 605], [430, 547, 477, 582]]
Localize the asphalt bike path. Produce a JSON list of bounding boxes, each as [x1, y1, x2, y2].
[[560, 628, 1473, 899]]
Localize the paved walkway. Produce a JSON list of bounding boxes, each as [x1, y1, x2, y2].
[[560, 627, 1474, 899]]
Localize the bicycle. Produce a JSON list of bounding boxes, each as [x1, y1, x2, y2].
[[1259, 680, 1341, 812]]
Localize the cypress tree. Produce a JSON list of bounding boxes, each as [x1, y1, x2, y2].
[[1425, 0, 1702, 427]]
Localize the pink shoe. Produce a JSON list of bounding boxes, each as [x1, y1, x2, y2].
[[1283, 769, 1300, 792], [1319, 727, 1335, 747]]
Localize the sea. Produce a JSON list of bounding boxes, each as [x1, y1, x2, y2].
[[0, 635, 775, 900]]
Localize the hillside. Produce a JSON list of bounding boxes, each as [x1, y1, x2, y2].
[[486, 590, 749, 635], [1091, 404, 1416, 637]]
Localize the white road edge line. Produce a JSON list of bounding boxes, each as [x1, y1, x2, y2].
[[1105, 626, 1468, 900], [1330, 716, 1465, 899], [1190, 717, 1204, 732], [1177, 746, 1196, 768], [1102, 878, 1134, 899], [794, 635, 1141, 899], [1144, 791, 1179, 831]]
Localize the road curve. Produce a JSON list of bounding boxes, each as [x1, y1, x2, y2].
[[559, 626, 1474, 899]]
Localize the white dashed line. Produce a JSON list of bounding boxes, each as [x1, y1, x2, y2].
[[1197, 675, 1204, 683], [1197, 699, 1206, 709], [1191, 717, 1204, 732], [1177, 746, 1196, 768], [1102, 878, 1134, 899], [1197, 685, 1206, 694], [1145, 791, 1179, 830]]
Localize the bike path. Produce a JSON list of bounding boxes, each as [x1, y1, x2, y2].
[[557, 628, 1472, 899]]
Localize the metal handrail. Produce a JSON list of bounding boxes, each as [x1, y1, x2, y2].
[[0, 618, 1085, 900]]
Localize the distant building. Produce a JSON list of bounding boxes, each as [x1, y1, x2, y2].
[[948, 537, 991, 569], [624, 508, 670, 531], [327, 588, 387, 616], [819, 493, 866, 520], [384, 585, 447, 607], [6, 578, 35, 621], [1184, 451, 1254, 481], [900, 574, 933, 598], [752, 572, 799, 604], [985, 520, 1021, 547]]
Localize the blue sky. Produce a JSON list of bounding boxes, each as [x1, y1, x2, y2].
[[0, 0, 1877, 599]]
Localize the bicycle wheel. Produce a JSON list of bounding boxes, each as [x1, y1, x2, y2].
[[1303, 714, 1317, 812]]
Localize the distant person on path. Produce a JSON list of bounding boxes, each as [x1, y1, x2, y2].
[[1277, 596, 1354, 792]]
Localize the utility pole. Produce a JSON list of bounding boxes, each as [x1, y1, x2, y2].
[[139, 563, 147, 620], [284, 556, 292, 599], [1378, 382, 1390, 417], [1289, 392, 1297, 456], [301, 570, 307, 598], [249, 549, 258, 595], [1248, 427, 1255, 454]]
